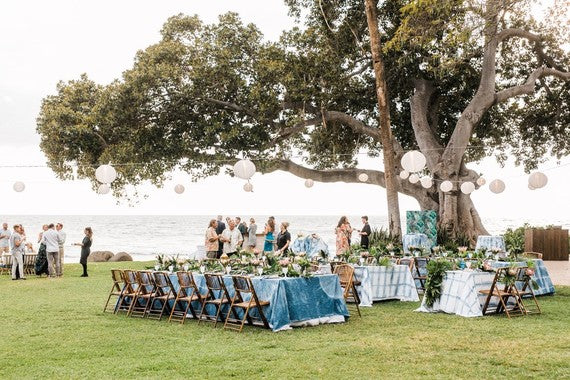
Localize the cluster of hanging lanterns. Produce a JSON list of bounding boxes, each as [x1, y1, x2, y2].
[[95, 164, 117, 195]]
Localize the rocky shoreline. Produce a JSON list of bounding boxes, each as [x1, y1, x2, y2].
[[87, 251, 133, 262]]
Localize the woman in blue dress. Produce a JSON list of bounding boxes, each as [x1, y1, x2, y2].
[[263, 218, 275, 252]]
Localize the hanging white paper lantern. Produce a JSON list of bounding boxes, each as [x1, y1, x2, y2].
[[174, 184, 185, 194], [304, 179, 314, 188], [420, 177, 433, 189], [409, 173, 420, 184], [95, 164, 117, 184], [13, 181, 25, 192], [489, 179, 506, 194], [233, 159, 256, 180], [243, 182, 253, 192], [358, 173, 369, 182], [440, 180, 453, 192], [528, 172, 548, 189], [97, 184, 110, 195], [400, 150, 427, 173], [476, 177, 486, 186], [399, 170, 409, 179], [460, 181, 475, 194]]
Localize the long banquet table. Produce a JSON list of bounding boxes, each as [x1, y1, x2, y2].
[[320, 264, 419, 306], [169, 273, 349, 332], [416, 259, 554, 317]]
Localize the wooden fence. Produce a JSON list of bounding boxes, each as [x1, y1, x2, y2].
[[525, 228, 569, 261]]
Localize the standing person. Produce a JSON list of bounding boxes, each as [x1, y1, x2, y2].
[[0, 223, 11, 254], [56, 223, 66, 276], [220, 219, 243, 257], [35, 225, 49, 276], [42, 224, 62, 278], [357, 216, 372, 250], [73, 227, 93, 277], [335, 216, 351, 255], [276, 222, 291, 256], [204, 219, 219, 259], [263, 218, 276, 253], [215, 215, 226, 258], [247, 218, 257, 251], [9, 224, 26, 280], [236, 217, 248, 239]]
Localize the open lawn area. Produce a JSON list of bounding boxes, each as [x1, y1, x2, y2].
[[1, 261, 569, 379]]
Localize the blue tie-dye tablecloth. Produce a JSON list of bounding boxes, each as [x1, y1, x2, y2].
[[169, 273, 349, 332], [402, 233, 430, 254], [475, 235, 506, 252]]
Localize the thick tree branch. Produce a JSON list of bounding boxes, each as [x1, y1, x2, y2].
[[498, 28, 566, 71], [411, 79, 444, 170], [495, 67, 570, 103]]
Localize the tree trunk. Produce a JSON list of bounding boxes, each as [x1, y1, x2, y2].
[[364, 0, 402, 238], [437, 188, 489, 245]]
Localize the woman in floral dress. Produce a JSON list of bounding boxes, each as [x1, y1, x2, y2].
[[335, 216, 352, 255]]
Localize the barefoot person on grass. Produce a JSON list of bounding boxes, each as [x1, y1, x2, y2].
[[73, 227, 93, 277]]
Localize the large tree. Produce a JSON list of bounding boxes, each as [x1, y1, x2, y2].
[[37, 0, 570, 242]]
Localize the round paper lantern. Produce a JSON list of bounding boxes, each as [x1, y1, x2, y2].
[[476, 177, 486, 186], [304, 179, 314, 188], [400, 150, 426, 173], [243, 182, 253, 192], [489, 179, 506, 194], [174, 184, 185, 194], [233, 159, 256, 180], [460, 181, 475, 194], [420, 177, 433, 189], [408, 173, 420, 184], [358, 173, 369, 182], [97, 184, 110, 195], [95, 164, 117, 184], [399, 170, 409, 179], [528, 172, 548, 189], [13, 181, 25, 192], [440, 180, 453, 192]]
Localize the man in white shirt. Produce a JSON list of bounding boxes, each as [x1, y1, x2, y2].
[[42, 223, 62, 278], [56, 223, 66, 276], [220, 219, 243, 257], [9, 224, 26, 280], [0, 222, 11, 254]]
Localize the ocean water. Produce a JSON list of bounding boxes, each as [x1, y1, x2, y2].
[[4, 215, 569, 263]]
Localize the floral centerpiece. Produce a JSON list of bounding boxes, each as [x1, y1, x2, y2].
[[279, 257, 291, 276]]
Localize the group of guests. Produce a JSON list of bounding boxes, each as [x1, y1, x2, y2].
[[0, 222, 93, 279], [204, 215, 292, 258], [335, 216, 372, 254]]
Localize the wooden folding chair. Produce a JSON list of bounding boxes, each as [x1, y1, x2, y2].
[[513, 267, 541, 315], [116, 270, 139, 314], [413, 257, 430, 292], [149, 272, 176, 320], [334, 264, 361, 317], [0, 255, 12, 275], [23, 254, 35, 275], [169, 271, 208, 324], [479, 268, 526, 318], [224, 276, 270, 332], [103, 269, 125, 313], [198, 274, 237, 327], [128, 271, 156, 318]]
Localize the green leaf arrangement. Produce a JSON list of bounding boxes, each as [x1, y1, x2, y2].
[[424, 259, 453, 307]]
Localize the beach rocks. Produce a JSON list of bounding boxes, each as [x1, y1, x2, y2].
[[87, 251, 115, 262], [109, 252, 133, 262]]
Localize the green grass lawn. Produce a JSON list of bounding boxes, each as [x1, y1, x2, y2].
[[1, 261, 569, 379]]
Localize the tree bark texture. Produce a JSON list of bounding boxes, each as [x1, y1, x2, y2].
[[364, 0, 402, 238]]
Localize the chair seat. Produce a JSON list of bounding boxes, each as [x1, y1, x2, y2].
[[234, 300, 270, 308], [479, 289, 511, 297], [207, 298, 230, 305], [178, 294, 203, 302]]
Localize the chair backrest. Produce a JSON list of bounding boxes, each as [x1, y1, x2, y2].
[[111, 269, 124, 283], [152, 271, 174, 296], [232, 275, 252, 294], [414, 257, 430, 270], [398, 257, 414, 270], [366, 257, 377, 265], [204, 273, 223, 291], [177, 271, 193, 288], [521, 252, 543, 259], [136, 271, 155, 295], [123, 270, 139, 293], [333, 264, 355, 285]]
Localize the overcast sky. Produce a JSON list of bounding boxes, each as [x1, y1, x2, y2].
[[0, 0, 568, 220]]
